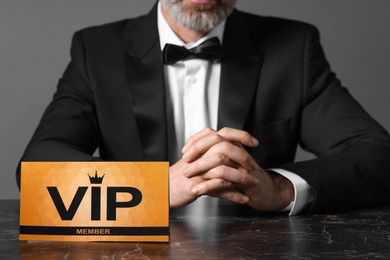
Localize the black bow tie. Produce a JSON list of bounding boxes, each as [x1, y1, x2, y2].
[[162, 37, 222, 65]]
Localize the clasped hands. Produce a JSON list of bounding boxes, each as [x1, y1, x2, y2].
[[170, 127, 294, 212]]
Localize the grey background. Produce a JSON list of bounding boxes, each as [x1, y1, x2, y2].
[[1, 0, 389, 199]]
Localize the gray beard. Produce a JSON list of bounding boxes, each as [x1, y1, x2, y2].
[[161, 0, 236, 33]]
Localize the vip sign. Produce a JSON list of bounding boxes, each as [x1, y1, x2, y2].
[[19, 162, 169, 242]]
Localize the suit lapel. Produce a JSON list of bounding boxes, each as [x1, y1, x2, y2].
[[122, 4, 168, 160], [218, 10, 264, 130], [120, 7, 263, 159]]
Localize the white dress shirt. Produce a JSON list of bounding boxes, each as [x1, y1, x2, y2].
[[157, 2, 314, 215]]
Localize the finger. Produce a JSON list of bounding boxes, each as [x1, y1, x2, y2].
[[218, 127, 259, 147], [192, 179, 249, 204], [208, 142, 259, 171], [182, 132, 228, 162], [201, 165, 257, 188], [182, 128, 259, 163], [182, 127, 259, 154], [183, 152, 238, 177], [209, 189, 249, 204], [183, 142, 258, 177], [182, 127, 216, 154]]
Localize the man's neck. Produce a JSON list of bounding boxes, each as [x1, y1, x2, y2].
[[160, 3, 208, 43]]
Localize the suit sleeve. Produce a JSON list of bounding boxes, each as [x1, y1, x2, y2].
[[281, 26, 390, 213], [17, 32, 101, 187]]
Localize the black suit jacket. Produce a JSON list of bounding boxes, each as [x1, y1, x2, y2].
[[20, 5, 390, 213]]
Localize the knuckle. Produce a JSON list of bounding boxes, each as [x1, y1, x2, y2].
[[210, 133, 223, 143], [184, 146, 193, 156], [245, 175, 261, 188], [239, 174, 250, 185], [220, 179, 231, 188], [218, 141, 231, 151], [204, 127, 214, 134], [231, 192, 241, 203], [214, 153, 227, 164], [210, 141, 227, 153], [251, 176, 261, 187], [215, 165, 229, 178], [227, 191, 243, 204], [218, 127, 230, 135], [187, 163, 197, 173], [189, 141, 201, 153], [241, 152, 252, 165], [242, 174, 256, 187]]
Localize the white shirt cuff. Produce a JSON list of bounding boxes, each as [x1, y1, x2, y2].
[[269, 168, 315, 216]]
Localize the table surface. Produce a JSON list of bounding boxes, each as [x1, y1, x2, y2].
[[1, 199, 390, 259]]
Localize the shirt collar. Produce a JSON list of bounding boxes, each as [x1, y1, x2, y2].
[[157, 1, 225, 50]]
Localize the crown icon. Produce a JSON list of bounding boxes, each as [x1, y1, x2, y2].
[[88, 171, 105, 184]]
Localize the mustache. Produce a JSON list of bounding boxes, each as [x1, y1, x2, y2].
[[161, 0, 236, 32]]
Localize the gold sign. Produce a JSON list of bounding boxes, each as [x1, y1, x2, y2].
[[19, 162, 169, 242]]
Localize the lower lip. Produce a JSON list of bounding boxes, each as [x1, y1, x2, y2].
[[191, 0, 215, 4]]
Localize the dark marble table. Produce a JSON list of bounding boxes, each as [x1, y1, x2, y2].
[[1, 199, 390, 259]]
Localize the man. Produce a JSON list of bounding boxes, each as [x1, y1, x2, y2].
[[19, 0, 390, 214]]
